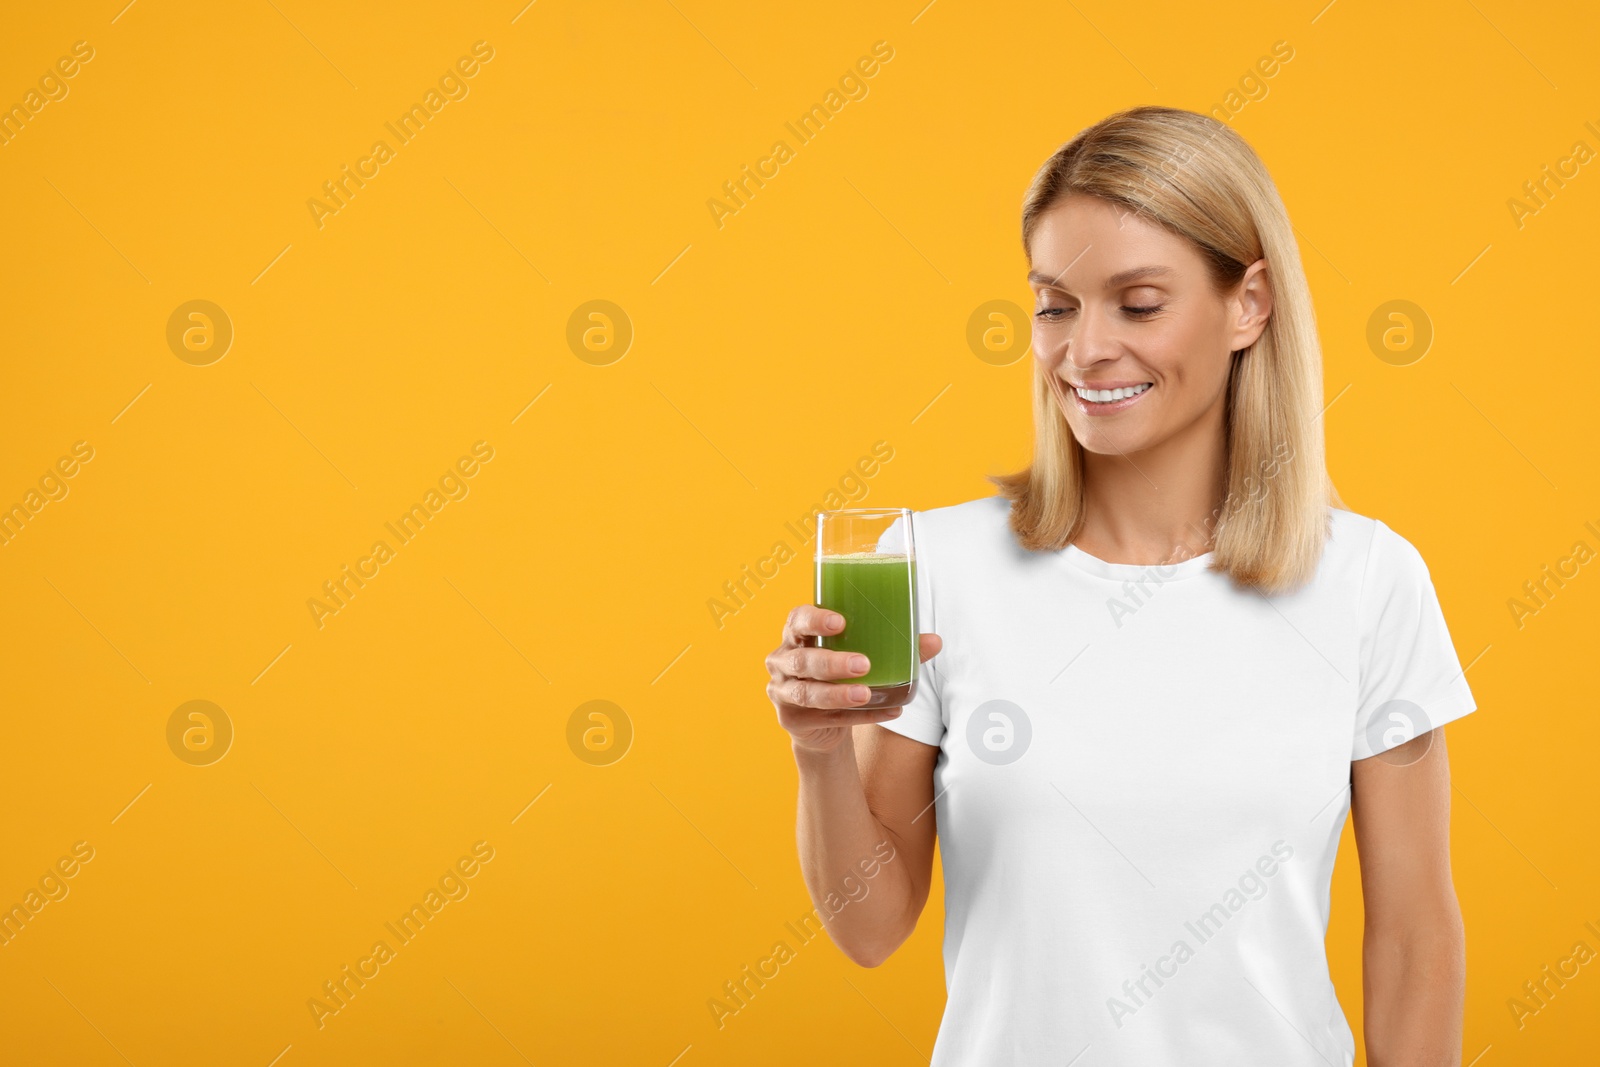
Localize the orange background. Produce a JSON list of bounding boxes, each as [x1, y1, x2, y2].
[[1, 1, 1596, 1064]]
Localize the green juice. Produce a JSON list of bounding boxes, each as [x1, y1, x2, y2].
[[818, 553, 917, 688]]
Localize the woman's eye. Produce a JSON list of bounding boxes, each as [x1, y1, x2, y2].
[[1034, 305, 1164, 320]]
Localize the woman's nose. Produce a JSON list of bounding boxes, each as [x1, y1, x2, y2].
[[1066, 303, 1119, 369]]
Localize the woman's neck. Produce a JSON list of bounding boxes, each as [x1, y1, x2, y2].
[[1073, 412, 1227, 566]]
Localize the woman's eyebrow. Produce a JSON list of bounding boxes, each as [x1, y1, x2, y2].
[[1027, 265, 1174, 290]]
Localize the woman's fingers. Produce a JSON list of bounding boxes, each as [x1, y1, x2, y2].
[[768, 675, 873, 710], [767, 606, 943, 727], [783, 603, 843, 648], [766, 644, 870, 683]]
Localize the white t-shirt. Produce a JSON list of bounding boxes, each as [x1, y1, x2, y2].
[[876, 495, 1477, 1066]]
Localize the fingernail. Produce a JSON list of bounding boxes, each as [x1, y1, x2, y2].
[[828, 613, 844, 630], [849, 655, 869, 674], [850, 686, 870, 702]]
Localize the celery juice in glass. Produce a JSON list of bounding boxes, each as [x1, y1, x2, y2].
[[815, 509, 919, 709]]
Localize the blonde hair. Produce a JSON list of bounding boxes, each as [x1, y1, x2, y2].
[[990, 105, 1344, 593]]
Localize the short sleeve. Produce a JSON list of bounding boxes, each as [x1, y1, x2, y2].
[[1351, 519, 1477, 760], [874, 510, 945, 747]]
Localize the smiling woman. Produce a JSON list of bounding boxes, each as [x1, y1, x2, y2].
[[996, 109, 1336, 588], [769, 105, 1479, 1067]]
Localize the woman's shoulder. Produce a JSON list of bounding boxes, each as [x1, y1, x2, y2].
[[905, 496, 1014, 569], [1327, 504, 1379, 552], [1324, 505, 1451, 604], [912, 494, 1013, 544], [1327, 505, 1428, 566]]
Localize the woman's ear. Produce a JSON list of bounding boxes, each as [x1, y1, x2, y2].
[[1229, 259, 1273, 351]]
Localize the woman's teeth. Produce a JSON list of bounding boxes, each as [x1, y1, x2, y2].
[[1075, 383, 1152, 403]]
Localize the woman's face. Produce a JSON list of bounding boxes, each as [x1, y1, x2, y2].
[[1027, 194, 1270, 457]]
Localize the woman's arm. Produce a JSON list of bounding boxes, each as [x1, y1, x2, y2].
[[1350, 727, 1466, 1066], [794, 723, 939, 967], [768, 605, 943, 968]]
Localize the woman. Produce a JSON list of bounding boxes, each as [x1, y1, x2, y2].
[[766, 106, 1476, 1065]]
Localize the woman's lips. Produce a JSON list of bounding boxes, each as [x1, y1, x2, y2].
[[1071, 383, 1153, 416]]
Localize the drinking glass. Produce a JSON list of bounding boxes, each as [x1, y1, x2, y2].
[[814, 508, 919, 709]]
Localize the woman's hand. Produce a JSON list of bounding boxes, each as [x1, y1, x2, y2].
[[766, 604, 943, 754]]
